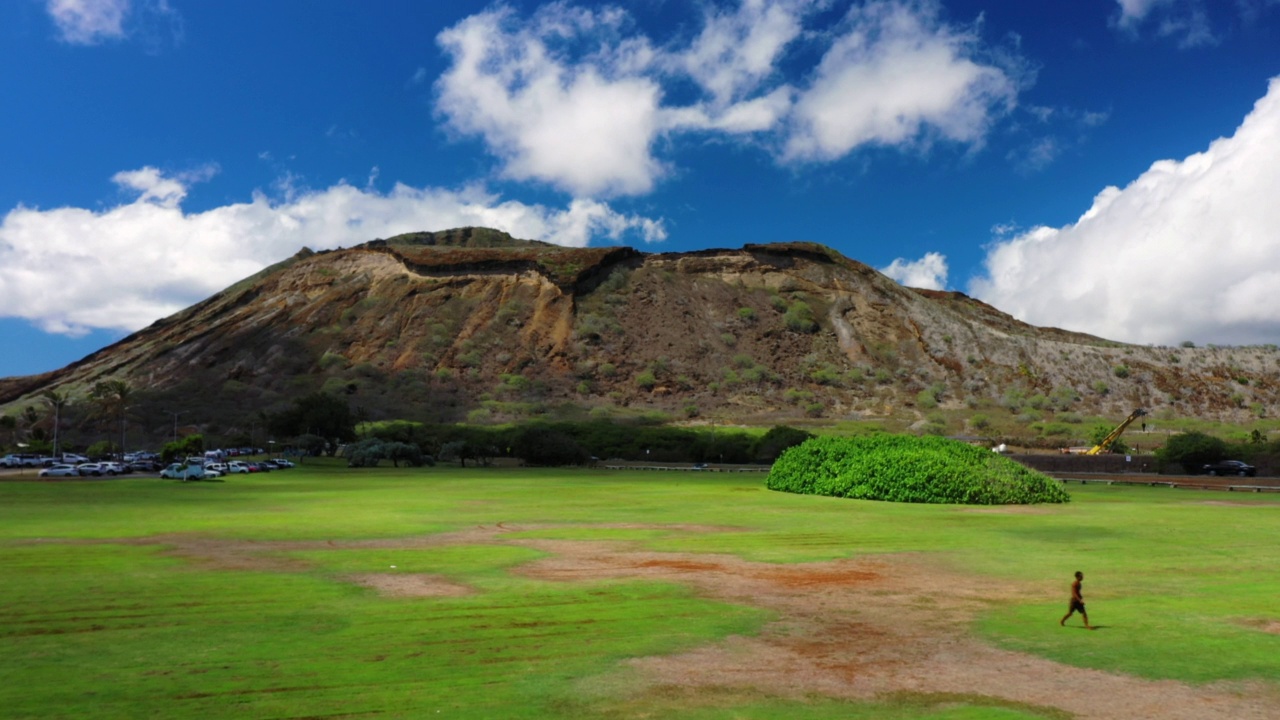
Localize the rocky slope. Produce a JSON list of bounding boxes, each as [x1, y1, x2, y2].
[[3, 227, 1277, 444]]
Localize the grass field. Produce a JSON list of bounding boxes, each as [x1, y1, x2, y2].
[[2, 463, 1278, 719]]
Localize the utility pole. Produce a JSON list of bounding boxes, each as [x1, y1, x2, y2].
[[43, 392, 68, 461], [165, 410, 187, 445]]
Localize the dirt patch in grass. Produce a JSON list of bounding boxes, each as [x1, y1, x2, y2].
[[1235, 618, 1280, 635], [500, 527, 1280, 720], [347, 573, 473, 598], [100, 525, 1280, 719]]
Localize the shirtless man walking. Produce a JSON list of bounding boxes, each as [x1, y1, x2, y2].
[[1060, 571, 1092, 628]]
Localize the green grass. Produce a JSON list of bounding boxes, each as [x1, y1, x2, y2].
[[2, 463, 1278, 718]]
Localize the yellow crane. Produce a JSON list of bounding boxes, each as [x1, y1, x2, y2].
[[1086, 408, 1147, 455]]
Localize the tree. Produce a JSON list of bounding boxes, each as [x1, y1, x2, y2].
[[267, 392, 356, 455], [161, 434, 205, 464], [90, 380, 132, 456], [385, 441, 426, 467], [1156, 431, 1228, 473], [1088, 424, 1129, 455], [344, 436, 427, 468], [294, 433, 328, 458], [0, 414, 15, 450], [752, 425, 814, 463], [344, 438, 387, 468], [511, 426, 588, 466]]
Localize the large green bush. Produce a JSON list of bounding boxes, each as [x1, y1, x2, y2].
[[766, 435, 1070, 505], [1155, 431, 1228, 472]]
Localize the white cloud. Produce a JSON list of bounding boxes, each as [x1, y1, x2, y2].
[[663, 0, 807, 133], [47, 0, 129, 45], [970, 77, 1280, 346], [434, 0, 1023, 195], [435, 5, 665, 198], [1008, 136, 1061, 174], [1114, 0, 1175, 25], [783, 0, 1018, 161], [45, 0, 181, 48], [0, 169, 665, 336], [881, 252, 948, 290], [1113, 0, 1218, 47]]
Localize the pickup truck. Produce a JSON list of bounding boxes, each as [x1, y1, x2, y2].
[[1, 454, 46, 468], [159, 463, 220, 481]]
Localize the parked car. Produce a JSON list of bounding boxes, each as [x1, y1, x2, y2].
[[1203, 460, 1257, 477], [61, 453, 90, 464], [39, 464, 81, 477], [226, 461, 251, 474], [75, 462, 115, 477], [128, 460, 163, 473]]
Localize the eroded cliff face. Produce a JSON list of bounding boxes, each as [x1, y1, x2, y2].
[[3, 231, 1278, 436]]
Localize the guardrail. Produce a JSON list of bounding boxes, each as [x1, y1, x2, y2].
[[603, 465, 769, 473], [1063, 478, 1280, 493]]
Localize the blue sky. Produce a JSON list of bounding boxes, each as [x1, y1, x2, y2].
[[2, 0, 1280, 377]]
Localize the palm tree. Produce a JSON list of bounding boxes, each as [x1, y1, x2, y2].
[[90, 381, 133, 457]]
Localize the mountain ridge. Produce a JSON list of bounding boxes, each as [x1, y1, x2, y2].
[[2, 228, 1276, 446]]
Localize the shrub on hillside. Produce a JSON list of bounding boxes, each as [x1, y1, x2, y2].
[[766, 435, 1070, 505], [1156, 431, 1228, 472]]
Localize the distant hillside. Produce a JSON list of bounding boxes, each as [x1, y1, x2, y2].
[[3, 227, 1278, 448]]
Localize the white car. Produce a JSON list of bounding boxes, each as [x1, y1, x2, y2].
[[75, 462, 112, 476], [40, 464, 80, 477], [226, 461, 252, 474], [206, 463, 228, 475]]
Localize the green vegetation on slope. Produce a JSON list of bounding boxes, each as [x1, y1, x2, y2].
[[766, 435, 1071, 504]]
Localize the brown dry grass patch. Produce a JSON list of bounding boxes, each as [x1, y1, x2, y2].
[[100, 524, 1280, 719]]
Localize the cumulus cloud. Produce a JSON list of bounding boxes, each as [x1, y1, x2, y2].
[[47, 0, 129, 44], [662, 0, 808, 133], [434, 0, 1022, 195], [435, 5, 665, 198], [970, 77, 1280, 346], [881, 252, 948, 290], [784, 1, 1018, 161], [0, 169, 665, 336]]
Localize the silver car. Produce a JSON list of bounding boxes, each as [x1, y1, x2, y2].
[[39, 464, 80, 477]]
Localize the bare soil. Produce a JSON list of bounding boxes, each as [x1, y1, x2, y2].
[[99, 525, 1280, 719]]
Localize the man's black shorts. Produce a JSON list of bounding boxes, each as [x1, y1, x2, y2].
[[1069, 599, 1086, 613]]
